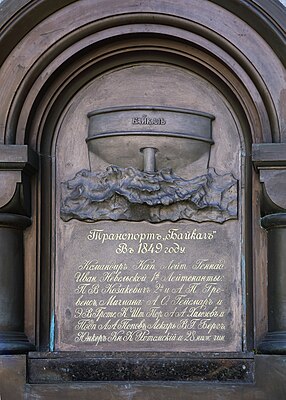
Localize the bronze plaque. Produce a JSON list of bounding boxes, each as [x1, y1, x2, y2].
[[55, 220, 241, 351], [54, 63, 243, 353]]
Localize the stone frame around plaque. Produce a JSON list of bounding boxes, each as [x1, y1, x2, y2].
[[49, 61, 250, 360], [35, 36, 253, 381], [1, 0, 286, 395]]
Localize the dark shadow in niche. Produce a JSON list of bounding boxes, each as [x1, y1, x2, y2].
[[60, 166, 237, 223]]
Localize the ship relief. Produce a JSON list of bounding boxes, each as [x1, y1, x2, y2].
[[60, 106, 238, 224]]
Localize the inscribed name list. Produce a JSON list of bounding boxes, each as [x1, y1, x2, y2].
[[55, 221, 241, 352]]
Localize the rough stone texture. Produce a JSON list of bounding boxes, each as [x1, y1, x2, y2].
[[22, 355, 286, 400], [28, 352, 253, 383], [0, 355, 26, 400]]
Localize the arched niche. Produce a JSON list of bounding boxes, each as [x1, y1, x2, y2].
[[27, 49, 255, 391], [1, 1, 285, 146], [0, 0, 285, 386], [20, 31, 255, 355]]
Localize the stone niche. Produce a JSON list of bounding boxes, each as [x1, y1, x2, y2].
[[54, 63, 244, 352], [54, 63, 245, 359]]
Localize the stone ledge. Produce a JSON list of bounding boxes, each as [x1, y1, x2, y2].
[[28, 352, 254, 383]]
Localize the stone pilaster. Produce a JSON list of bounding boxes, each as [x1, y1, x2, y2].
[[253, 144, 286, 354], [0, 145, 37, 354]]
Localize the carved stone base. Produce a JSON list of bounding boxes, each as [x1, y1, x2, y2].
[[0, 332, 34, 354], [258, 332, 286, 355], [28, 352, 254, 383]]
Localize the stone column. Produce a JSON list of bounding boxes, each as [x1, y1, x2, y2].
[[253, 144, 286, 354], [0, 145, 37, 354], [259, 214, 286, 353]]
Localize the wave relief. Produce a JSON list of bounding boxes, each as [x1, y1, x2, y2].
[[60, 166, 238, 223]]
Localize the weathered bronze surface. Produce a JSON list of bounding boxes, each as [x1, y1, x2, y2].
[[61, 167, 237, 223], [55, 220, 241, 352], [86, 106, 214, 171], [61, 106, 237, 224], [55, 63, 243, 354]]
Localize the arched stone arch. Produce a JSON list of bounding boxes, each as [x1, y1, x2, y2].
[[0, 1, 284, 146], [0, 1, 285, 398]]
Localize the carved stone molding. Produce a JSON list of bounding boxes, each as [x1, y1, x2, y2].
[[0, 171, 22, 209], [252, 143, 286, 214], [260, 170, 286, 213], [0, 145, 38, 215], [0, 0, 285, 147]]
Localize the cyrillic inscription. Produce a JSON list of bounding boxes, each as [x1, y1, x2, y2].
[[55, 222, 241, 351], [132, 114, 166, 125]]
